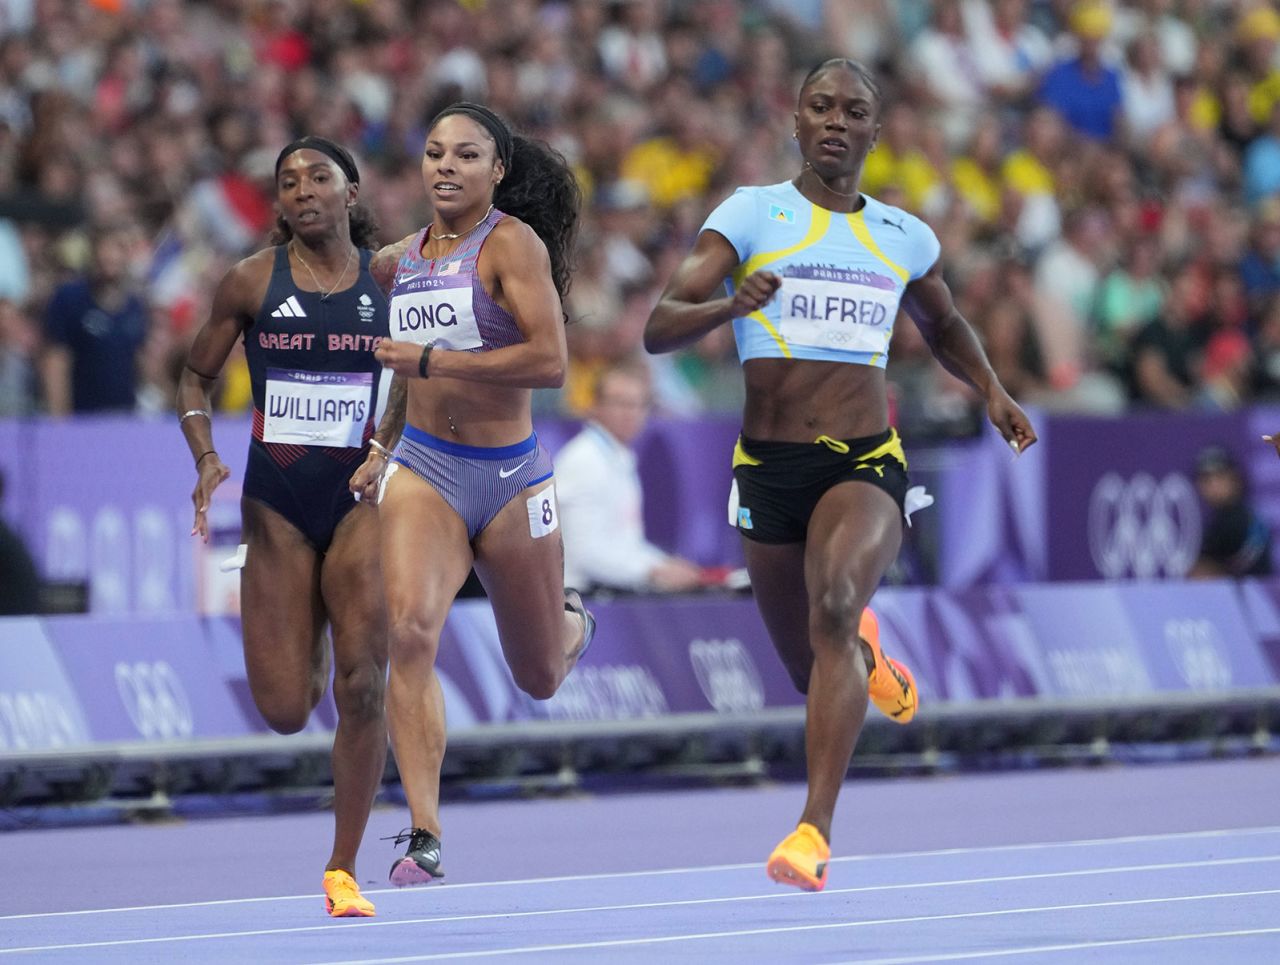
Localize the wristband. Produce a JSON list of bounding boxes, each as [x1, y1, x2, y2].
[[418, 342, 433, 378], [369, 439, 392, 460], [179, 408, 211, 425]]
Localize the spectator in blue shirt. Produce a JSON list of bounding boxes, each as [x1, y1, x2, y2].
[[1244, 101, 1280, 208], [1037, 1, 1124, 141], [41, 223, 149, 415]]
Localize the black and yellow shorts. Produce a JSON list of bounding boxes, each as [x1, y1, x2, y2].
[[729, 428, 909, 544]]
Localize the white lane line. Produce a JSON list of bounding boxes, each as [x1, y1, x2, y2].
[[4, 824, 1278, 921], [836, 927, 1280, 964], [305, 890, 1280, 964], [4, 860, 1279, 956]]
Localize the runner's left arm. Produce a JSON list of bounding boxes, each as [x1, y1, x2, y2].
[[902, 260, 1038, 454]]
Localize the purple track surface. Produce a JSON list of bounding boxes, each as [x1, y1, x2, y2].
[[3, 758, 1278, 963]]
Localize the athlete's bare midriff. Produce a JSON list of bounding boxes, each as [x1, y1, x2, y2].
[[741, 357, 889, 442], [406, 377, 532, 446]]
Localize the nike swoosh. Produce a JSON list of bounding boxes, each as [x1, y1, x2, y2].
[[498, 459, 530, 479]]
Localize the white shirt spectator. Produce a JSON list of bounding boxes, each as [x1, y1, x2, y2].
[[910, 3, 987, 148], [961, 0, 1052, 95], [556, 421, 670, 592], [1122, 63, 1175, 146], [556, 364, 704, 594]]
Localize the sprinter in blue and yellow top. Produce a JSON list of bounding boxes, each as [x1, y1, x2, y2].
[[645, 59, 1037, 894]]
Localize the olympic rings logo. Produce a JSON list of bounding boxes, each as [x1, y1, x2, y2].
[[688, 638, 765, 713], [1087, 472, 1201, 579], [114, 661, 194, 741], [1164, 618, 1232, 691]]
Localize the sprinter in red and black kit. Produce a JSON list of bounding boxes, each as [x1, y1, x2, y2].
[[177, 136, 400, 918]]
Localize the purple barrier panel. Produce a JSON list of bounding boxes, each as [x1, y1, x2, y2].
[[1013, 583, 1155, 698], [1117, 581, 1275, 691], [197, 615, 339, 734], [0, 617, 92, 751], [1245, 405, 1280, 574], [876, 586, 1046, 702], [42, 614, 254, 742], [543, 601, 683, 721], [438, 596, 801, 723], [620, 595, 795, 713], [1045, 411, 1246, 581], [436, 601, 527, 727], [634, 416, 745, 569], [923, 587, 1049, 701], [29, 415, 252, 614], [1231, 579, 1280, 684], [937, 429, 1049, 589]]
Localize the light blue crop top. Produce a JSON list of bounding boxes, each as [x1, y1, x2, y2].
[[702, 181, 940, 368]]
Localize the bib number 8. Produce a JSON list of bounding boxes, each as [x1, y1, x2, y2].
[[527, 483, 559, 538]]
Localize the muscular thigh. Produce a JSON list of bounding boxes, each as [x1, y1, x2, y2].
[[379, 464, 473, 639], [473, 478, 565, 671], [239, 497, 326, 699], [805, 480, 903, 603]]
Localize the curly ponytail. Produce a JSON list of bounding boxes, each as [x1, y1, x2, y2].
[[429, 102, 581, 300], [495, 135, 581, 300]]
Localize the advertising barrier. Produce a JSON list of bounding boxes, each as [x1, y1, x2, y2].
[[4, 409, 1280, 613], [3, 580, 1277, 753]]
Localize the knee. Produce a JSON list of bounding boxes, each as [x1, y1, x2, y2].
[[387, 613, 439, 665], [511, 665, 562, 701], [258, 700, 311, 735], [333, 662, 385, 723], [812, 583, 862, 648]]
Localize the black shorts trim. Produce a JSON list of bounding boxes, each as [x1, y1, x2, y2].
[[732, 429, 909, 544]]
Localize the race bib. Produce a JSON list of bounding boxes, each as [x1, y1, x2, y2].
[[389, 276, 481, 350], [263, 369, 371, 447], [778, 272, 900, 354], [527, 484, 559, 539]]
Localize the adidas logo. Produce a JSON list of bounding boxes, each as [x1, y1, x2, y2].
[[270, 295, 307, 319]]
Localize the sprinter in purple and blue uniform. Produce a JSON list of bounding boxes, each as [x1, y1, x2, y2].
[[349, 103, 593, 887], [178, 137, 391, 919]]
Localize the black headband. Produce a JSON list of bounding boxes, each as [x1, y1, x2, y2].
[[430, 102, 513, 169], [274, 136, 360, 185]]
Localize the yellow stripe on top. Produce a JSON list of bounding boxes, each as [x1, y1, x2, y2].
[[745, 309, 789, 358], [845, 210, 909, 284], [732, 205, 831, 357]]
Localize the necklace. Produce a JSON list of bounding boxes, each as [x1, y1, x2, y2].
[[291, 240, 355, 300], [800, 162, 861, 200], [431, 204, 495, 241]]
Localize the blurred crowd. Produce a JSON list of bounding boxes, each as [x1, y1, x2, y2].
[[5, 0, 1280, 437]]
